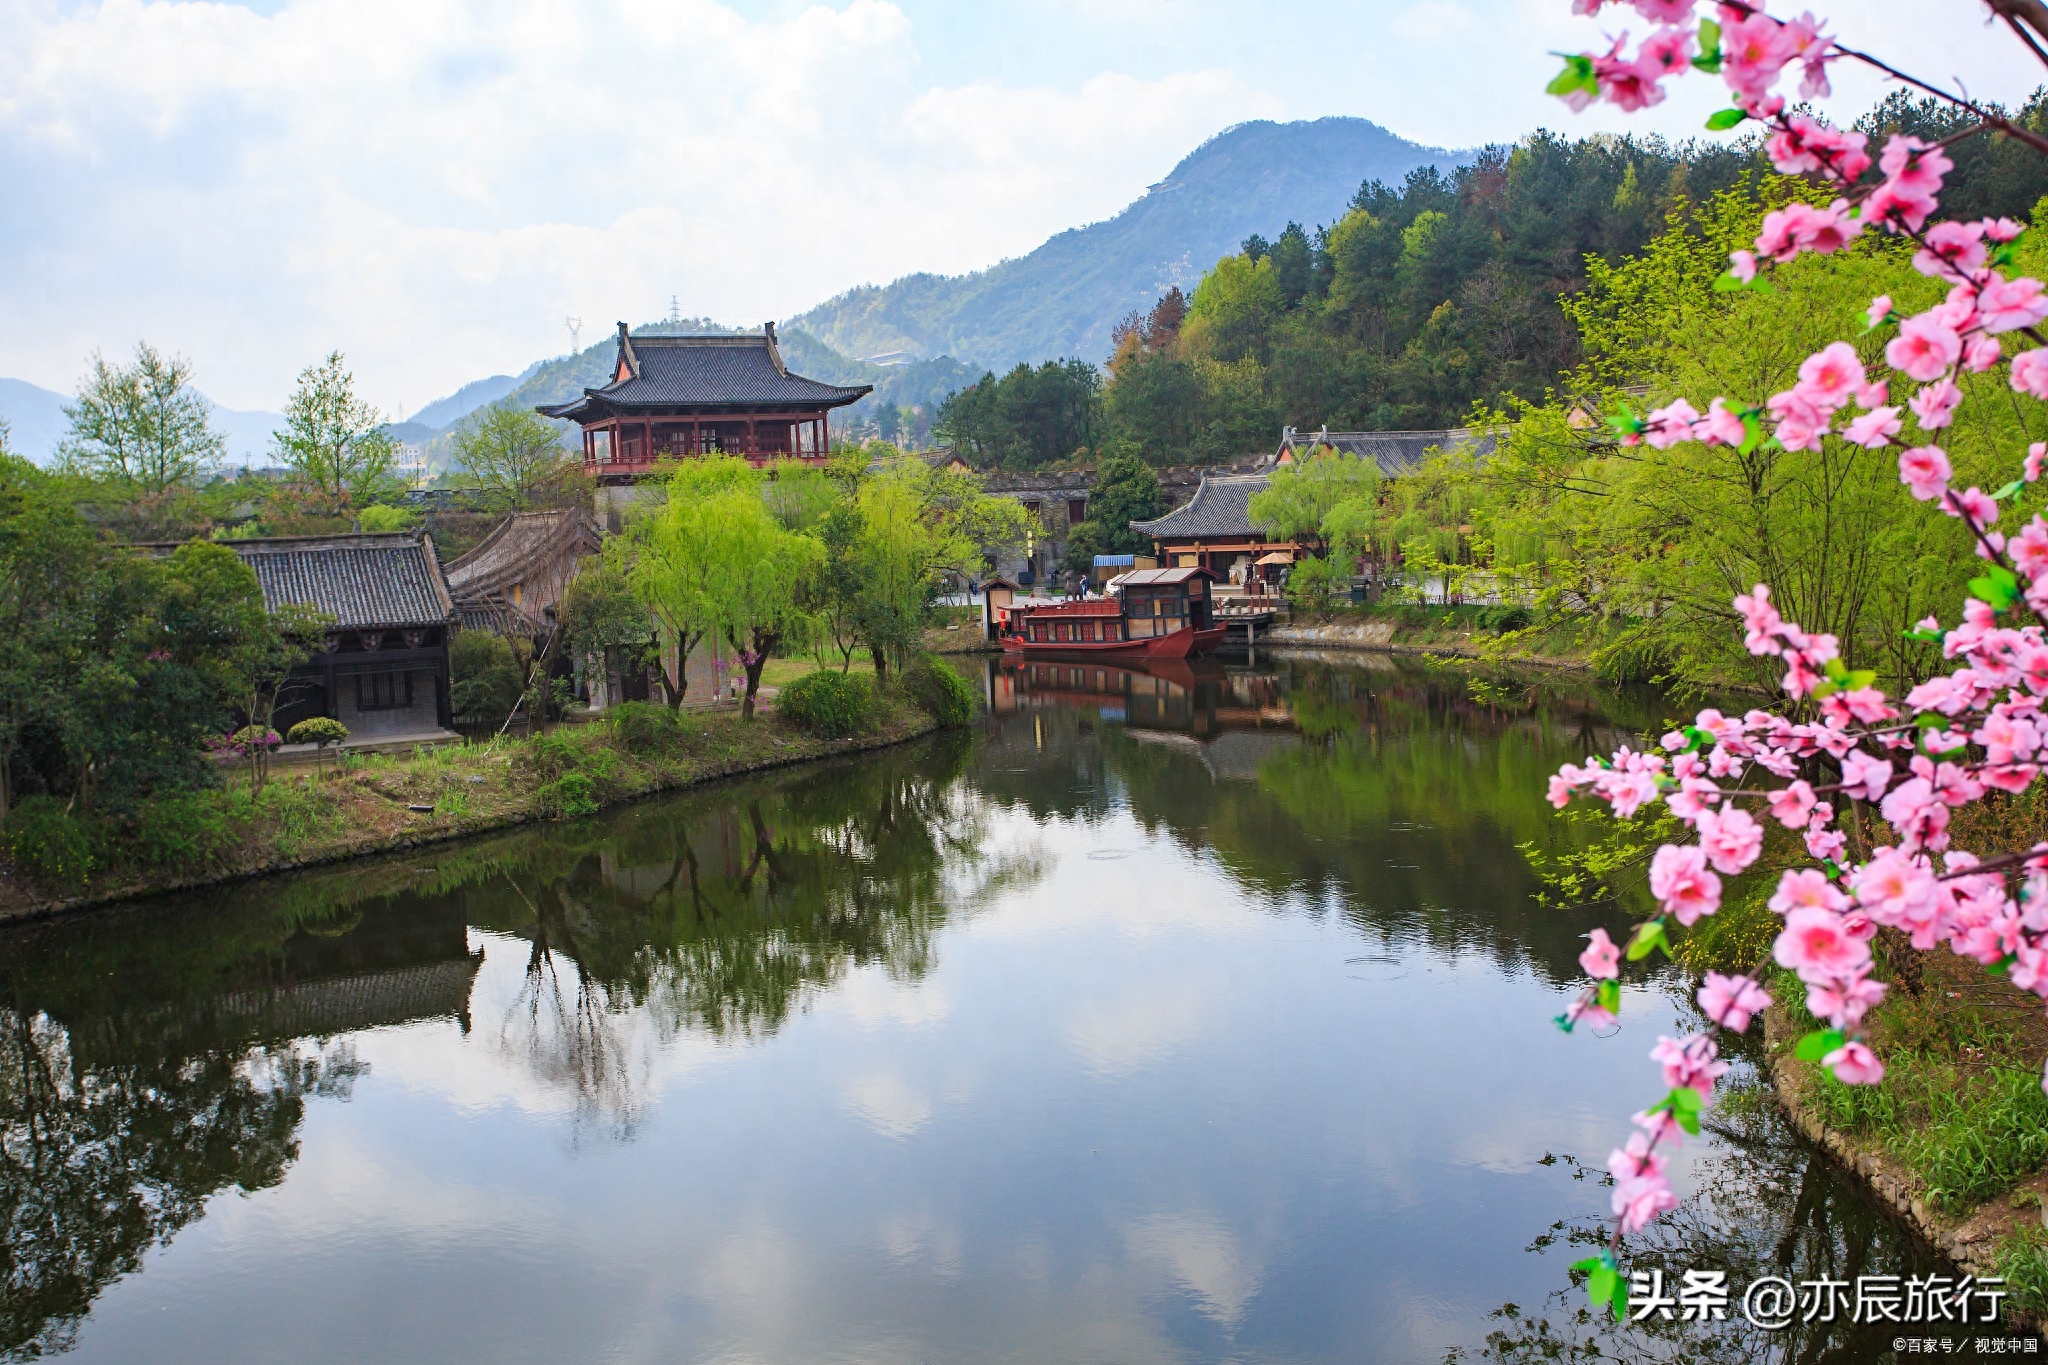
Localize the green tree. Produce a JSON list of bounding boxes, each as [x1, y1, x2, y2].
[[1060, 451, 1165, 573], [1248, 449, 1382, 556], [0, 455, 100, 822], [58, 343, 223, 503], [272, 352, 402, 510], [452, 403, 574, 513], [935, 359, 1101, 471]]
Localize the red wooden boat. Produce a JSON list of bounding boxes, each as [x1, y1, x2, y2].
[[995, 567, 1228, 659]]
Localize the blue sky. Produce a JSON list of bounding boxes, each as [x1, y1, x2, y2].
[[0, 0, 2034, 414]]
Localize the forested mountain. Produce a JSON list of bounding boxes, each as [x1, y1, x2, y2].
[[0, 376, 284, 466], [939, 90, 2048, 469], [792, 117, 1468, 371]]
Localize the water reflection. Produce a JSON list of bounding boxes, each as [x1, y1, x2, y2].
[[0, 654, 2022, 1362]]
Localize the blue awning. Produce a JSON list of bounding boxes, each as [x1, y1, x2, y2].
[[1092, 554, 1136, 567]]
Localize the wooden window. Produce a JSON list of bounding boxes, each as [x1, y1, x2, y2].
[[356, 671, 413, 712], [1068, 498, 1087, 522]]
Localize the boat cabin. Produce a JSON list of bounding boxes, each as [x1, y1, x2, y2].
[[1010, 567, 1216, 646]]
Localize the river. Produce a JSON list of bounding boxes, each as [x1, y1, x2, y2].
[[0, 653, 2015, 1362]]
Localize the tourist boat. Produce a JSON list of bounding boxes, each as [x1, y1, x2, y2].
[[993, 567, 1228, 659]]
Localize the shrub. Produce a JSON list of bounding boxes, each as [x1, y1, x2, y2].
[[2, 796, 100, 888], [1284, 557, 1346, 613], [538, 771, 600, 818], [286, 717, 351, 748], [130, 791, 237, 874], [523, 730, 581, 779], [900, 655, 974, 726], [777, 670, 878, 738], [450, 630, 525, 722], [357, 503, 420, 532], [1476, 604, 1533, 633], [609, 701, 678, 753]]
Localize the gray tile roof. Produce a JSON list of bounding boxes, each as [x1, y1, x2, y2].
[[1279, 427, 1495, 476], [539, 328, 870, 419], [1130, 474, 1271, 540], [444, 509, 600, 601], [226, 533, 458, 629]]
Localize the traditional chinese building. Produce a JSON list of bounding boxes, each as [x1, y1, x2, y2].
[[443, 508, 603, 639], [539, 323, 872, 483]]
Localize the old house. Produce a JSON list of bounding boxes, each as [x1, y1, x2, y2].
[[443, 508, 603, 640], [226, 532, 460, 741]]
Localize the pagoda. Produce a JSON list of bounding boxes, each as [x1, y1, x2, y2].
[[539, 323, 872, 482]]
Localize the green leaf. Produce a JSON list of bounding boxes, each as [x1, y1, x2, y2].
[[1684, 725, 1714, 753], [1692, 18, 1722, 73], [1588, 1263, 1618, 1315], [1606, 402, 1645, 439], [1625, 920, 1667, 961], [1570, 1255, 1606, 1276], [1914, 711, 1946, 730], [1991, 953, 2017, 977], [1670, 1086, 1704, 1113], [1705, 107, 1747, 131], [1794, 1028, 1846, 1062], [1845, 669, 1876, 692], [1993, 244, 2020, 269], [1968, 565, 2021, 612], [1994, 479, 2027, 502], [1596, 978, 1621, 1014], [1675, 1107, 1701, 1136], [1738, 411, 1765, 455], [1546, 55, 1598, 98], [1711, 270, 1749, 292], [1822, 657, 1850, 683], [1902, 626, 1944, 644], [1809, 679, 1839, 700]]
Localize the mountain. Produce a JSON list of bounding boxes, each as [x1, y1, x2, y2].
[[0, 378, 284, 466], [406, 371, 532, 431], [791, 116, 1470, 373]]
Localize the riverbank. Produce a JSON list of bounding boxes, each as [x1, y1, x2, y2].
[[0, 698, 943, 924], [1265, 609, 1601, 671]]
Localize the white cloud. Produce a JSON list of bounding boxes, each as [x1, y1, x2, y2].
[[838, 1069, 935, 1138], [1392, 1, 1478, 40], [0, 0, 1276, 409]]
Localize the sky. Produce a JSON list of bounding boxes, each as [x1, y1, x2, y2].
[[0, 0, 2038, 415]]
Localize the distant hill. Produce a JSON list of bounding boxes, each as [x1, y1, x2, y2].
[[406, 371, 531, 431], [791, 117, 1470, 372], [0, 377, 284, 467]]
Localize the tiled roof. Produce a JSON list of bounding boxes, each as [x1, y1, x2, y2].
[[1279, 427, 1495, 476], [225, 533, 457, 629], [1118, 567, 1216, 586], [1130, 474, 1271, 540], [444, 509, 600, 601], [539, 325, 870, 419]]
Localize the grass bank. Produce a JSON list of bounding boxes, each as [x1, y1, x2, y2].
[[0, 693, 946, 923], [1268, 603, 1611, 671]]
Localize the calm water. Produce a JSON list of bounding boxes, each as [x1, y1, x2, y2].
[[0, 655, 2013, 1363]]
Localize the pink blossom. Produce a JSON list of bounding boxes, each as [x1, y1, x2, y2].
[[1631, 0, 1695, 23], [1643, 398, 1701, 449], [1794, 341, 1865, 411], [1696, 397, 1749, 447], [1768, 780, 1818, 827], [1898, 445, 1952, 502], [1964, 335, 2006, 373], [1944, 486, 2001, 528], [1844, 406, 1902, 449], [1980, 276, 2048, 334], [1852, 847, 1937, 926], [1886, 313, 1963, 382], [1769, 868, 1850, 916], [1650, 1032, 1728, 1096], [1595, 45, 1667, 112], [1880, 135, 1954, 196], [1866, 295, 1895, 329], [1805, 975, 1887, 1028], [1822, 1040, 1885, 1085], [1913, 220, 1988, 278], [1727, 249, 1759, 283], [1648, 843, 1722, 925], [1697, 972, 1772, 1033], [1756, 200, 1860, 262], [2029, 444, 2048, 483], [1634, 24, 1696, 79], [1880, 775, 1952, 850], [2012, 349, 2048, 400], [1609, 1133, 1679, 1233], [1735, 583, 1784, 654], [1775, 907, 1874, 983], [1863, 179, 1938, 234], [1767, 388, 1829, 451], [1780, 11, 1835, 98], [1719, 9, 1794, 98], [1908, 379, 1962, 432], [1841, 748, 1894, 802], [1806, 824, 1849, 861], [1767, 116, 1868, 180], [1579, 927, 1622, 980], [1696, 805, 1764, 874]]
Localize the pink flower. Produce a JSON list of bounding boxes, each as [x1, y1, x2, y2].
[[1964, 336, 2005, 373], [1866, 295, 1895, 329], [2030, 444, 2048, 483], [1630, 0, 1695, 21], [1767, 388, 1828, 451], [1608, 1133, 1679, 1233], [1696, 398, 1748, 447], [1650, 1032, 1728, 1096], [1720, 9, 1795, 98], [1727, 249, 1759, 283], [1852, 846, 1937, 926], [1841, 748, 1894, 801], [1886, 313, 1963, 382], [1767, 116, 1867, 180], [1768, 780, 1818, 827], [1864, 179, 1938, 234], [1806, 824, 1848, 860], [1822, 1039, 1885, 1085], [1980, 276, 2048, 335], [1696, 805, 1764, 875], [1769, 868, 1850, 916], [1735, 583, 1784, 654], [1643, 398, 1701, 449], [1775, 907, 1874, 983], [1634, 23, 1696, 78], [1794, 342, 1865, 411], [1648, 843, 1722, 924], [1898, 445, 1952, 502], [1880, 135, 1953, 198], [1756, 200, 1859, 262], [1909, 379, 1962, 431], [2012, 349, 2048, 400], [1781, 10, 1836, 98], [1594, 43, 1667, 112], [1579, 926, 1622, 979], [1880, 775, 1952, 851], [1698, 972, 1772, 1033], [1913, 220, 1988, 278], [1546, 773, 1576, 809], [1843, 406, 1902, 449], [1944, 486, 2000, 527]]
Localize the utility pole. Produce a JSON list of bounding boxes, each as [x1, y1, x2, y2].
[[565, 316, 582, 354], [669, 295, 681, 326]]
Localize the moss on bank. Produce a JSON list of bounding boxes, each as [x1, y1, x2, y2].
[[0, 693, 945, 921]]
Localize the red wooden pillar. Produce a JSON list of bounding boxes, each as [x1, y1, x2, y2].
[[746, 416, 757, 461]]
